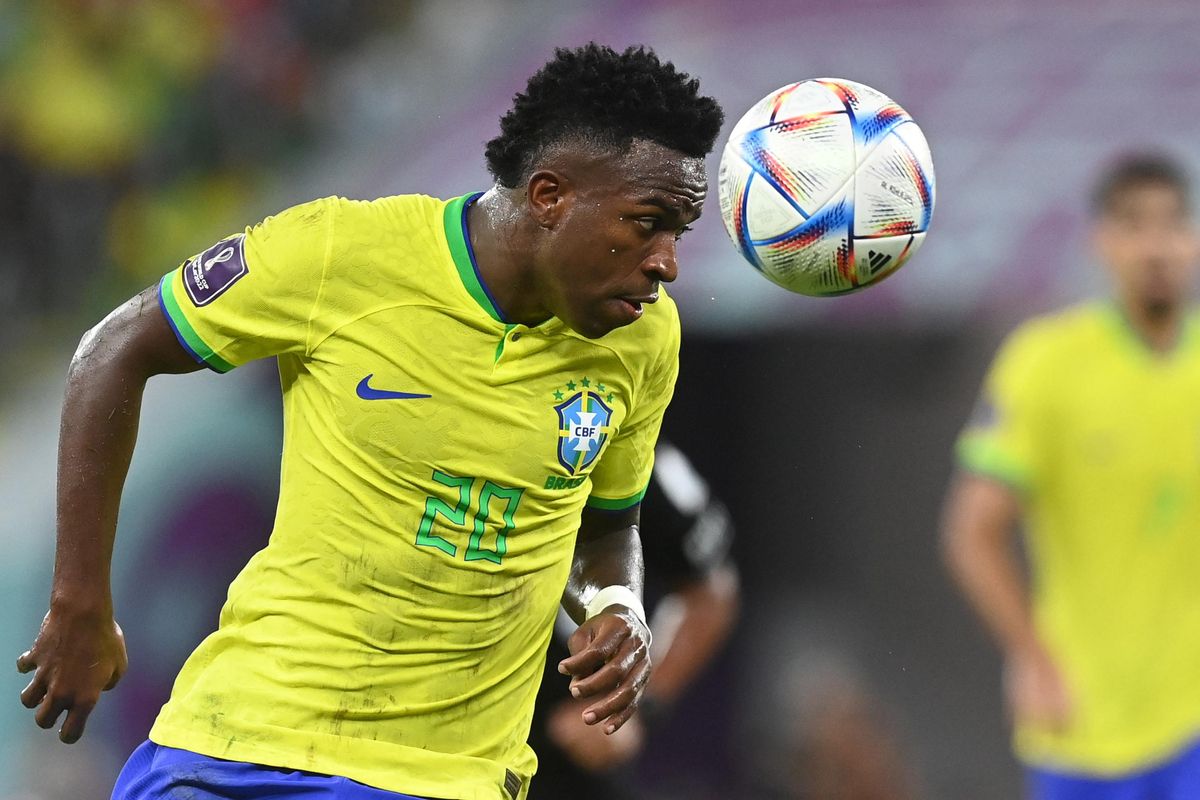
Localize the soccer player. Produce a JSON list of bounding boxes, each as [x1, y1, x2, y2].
[[528, 441, 739, 799], [942, 153, 1200, 798], [16, 44, 724, 800]]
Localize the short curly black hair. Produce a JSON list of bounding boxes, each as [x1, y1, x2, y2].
[[485, 43, 724, 188]]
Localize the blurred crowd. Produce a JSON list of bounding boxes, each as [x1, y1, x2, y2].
[[0, 0, 413, 353]]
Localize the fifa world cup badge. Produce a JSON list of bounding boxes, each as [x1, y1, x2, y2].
[[184, 234, 249, 306]]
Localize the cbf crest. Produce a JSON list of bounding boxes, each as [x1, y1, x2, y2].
[[553, 377, 615, 475]]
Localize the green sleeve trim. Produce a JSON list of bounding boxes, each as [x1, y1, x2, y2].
[[956, 433, 1029, 491], [158, 274, 236, 373], [586, 483, 649, 511]]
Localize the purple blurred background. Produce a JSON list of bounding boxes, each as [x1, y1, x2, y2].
[[4, 1, 1199, 798]]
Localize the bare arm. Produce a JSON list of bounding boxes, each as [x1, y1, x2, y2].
[[941, 471, 1071, 728], [557, 505, 650, 734], [17, 285, 202, 743], [941, 473, 1033, 654], [561, 505, 643, 623], [643, 562, 739, 708]]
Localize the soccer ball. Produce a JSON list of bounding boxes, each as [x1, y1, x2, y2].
[[717, 78, 935, 296]]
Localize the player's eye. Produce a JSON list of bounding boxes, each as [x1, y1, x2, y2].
[[635, 218, 657, 232]]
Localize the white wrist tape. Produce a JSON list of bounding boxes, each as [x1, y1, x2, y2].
[[584, 585, 647, 628]]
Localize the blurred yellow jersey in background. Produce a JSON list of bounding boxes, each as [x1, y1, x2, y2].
[[151, 193, 679, 799], [959, 303, 1200, 775]]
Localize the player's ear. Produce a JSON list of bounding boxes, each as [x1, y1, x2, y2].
[[527, 170, 569, 229]]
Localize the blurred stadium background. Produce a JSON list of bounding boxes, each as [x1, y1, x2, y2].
[[3, 0, 1199, 797]]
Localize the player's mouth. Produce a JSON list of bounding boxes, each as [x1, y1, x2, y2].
[[615, 293, 658, 318]]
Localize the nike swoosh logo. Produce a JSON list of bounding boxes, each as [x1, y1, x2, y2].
[[356, 374, 432, 401]]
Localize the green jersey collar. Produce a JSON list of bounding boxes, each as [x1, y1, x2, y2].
[[444, 193, 508, 323], [1104, 301, 1199, 361]]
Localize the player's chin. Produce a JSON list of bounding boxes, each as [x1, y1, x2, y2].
[[1142, 295, 1180, 320], [568, 300, 642, 339], [1137, 282, 1182, 315]]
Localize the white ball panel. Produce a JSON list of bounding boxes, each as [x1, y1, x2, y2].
[[852, 231, 925, 286], [744, 167, 808, 240], [774, 80, 848, 119], [753, 111, 856, 215], [728, 85, 791, 140], [892, 120, 936, 213], [754, 191, 854, 295], [853, 125, 929, 238], [817, 78, 895, 119], [717, 144, 754, 258]]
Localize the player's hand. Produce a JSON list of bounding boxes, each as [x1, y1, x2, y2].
[[16, 607, 127, 744], [557, 605, 651, 735], [1004, 641, 1072, 732], [546, 696, 645, 772]]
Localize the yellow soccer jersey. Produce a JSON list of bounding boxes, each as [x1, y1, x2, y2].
[[150, 192, 680, 800], [958, 303, 1200, 774]]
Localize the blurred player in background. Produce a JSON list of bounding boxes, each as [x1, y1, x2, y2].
[[943, 153, 1200, 798], [529, 441, 739, 799], [16, 44, 724, 800]]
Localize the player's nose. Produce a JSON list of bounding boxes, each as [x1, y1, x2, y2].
[[642, 240, 678, 284]]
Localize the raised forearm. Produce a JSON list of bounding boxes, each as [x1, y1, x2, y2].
[[562, 508, 643, 623], [556, 505, 652, 733]]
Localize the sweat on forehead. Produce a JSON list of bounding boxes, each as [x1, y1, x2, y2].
[[618, 139, 708, 189], [535, 137, 707, 195]]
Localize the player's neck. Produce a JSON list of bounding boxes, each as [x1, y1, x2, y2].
[[466, 190, 553, 327], [1120, 300, 1184, 354]]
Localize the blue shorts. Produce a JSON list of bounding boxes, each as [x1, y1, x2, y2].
[[1028, 739, 1200, 800], [112, 740, 429, 800]]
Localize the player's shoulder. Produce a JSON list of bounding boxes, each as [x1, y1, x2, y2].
[[1000, 302, 1113, 367], [254, 193, 447, 243], [323, 193, 448, 238]]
